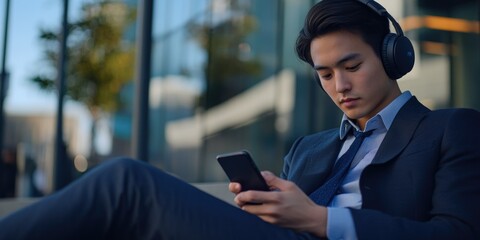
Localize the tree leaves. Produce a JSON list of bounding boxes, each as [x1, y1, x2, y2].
[[31, 0, 135, 119]]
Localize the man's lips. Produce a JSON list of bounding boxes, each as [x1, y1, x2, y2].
[[340, 97, 360, 104]]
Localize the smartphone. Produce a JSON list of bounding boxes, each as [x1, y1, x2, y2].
[[216, 150, 270, 192]]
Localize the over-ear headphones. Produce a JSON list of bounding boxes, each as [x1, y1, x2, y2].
[[357, 0, 415, 80]]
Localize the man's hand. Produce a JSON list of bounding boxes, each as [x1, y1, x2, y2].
[[228, 171, 327, 237]]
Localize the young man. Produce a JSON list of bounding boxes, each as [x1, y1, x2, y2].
[[1, 0, 479, 239], [232, 0, 480, 239]]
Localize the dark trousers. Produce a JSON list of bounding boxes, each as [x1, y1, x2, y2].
[[0, 158, 316, 240]]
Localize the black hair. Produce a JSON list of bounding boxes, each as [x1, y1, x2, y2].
[[295, 0, 390, 67]]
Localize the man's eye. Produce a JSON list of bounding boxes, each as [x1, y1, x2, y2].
[[346, 63, 361, 71], [321, 74, 332, 80]]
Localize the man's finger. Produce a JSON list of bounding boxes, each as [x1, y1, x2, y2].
[[261, 171, 294, 192], [229, 182, 241, 194]]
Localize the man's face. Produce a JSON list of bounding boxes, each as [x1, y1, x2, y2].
[[310, 30, 401, 129]]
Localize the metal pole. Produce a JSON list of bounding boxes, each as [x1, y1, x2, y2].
[[132, 0, 153, 161], [0, 0, 10, 164], [54, 0, 69, 191]]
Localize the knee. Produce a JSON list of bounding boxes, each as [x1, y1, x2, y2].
[[86, 158, 160, 191], [90, 157, 148, 178], [95, 157, 151, 178]]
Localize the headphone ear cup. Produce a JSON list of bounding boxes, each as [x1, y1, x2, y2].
[[381, 33, 399, 79], [382, 33, 415, 80]]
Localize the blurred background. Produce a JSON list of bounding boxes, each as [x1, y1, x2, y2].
[[0, 0, 478, 198]]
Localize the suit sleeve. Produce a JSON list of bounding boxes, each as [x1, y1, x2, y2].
[[350, 109, 480, 240]]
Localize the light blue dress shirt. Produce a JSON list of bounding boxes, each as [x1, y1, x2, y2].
[[326, 91, 412, 240]]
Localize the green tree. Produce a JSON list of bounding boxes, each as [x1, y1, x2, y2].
[[31, 1, 135, 156]]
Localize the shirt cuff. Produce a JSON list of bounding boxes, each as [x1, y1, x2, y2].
[[326, 207, 358, 240]]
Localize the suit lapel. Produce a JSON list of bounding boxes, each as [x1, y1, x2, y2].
[[298, 130, 343, 194], [371, 97, 430, 165]]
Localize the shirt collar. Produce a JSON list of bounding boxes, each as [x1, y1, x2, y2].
[[339, 91, 413, 140]]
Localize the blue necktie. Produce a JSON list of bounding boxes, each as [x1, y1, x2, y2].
[[309, 129, 373, 206]]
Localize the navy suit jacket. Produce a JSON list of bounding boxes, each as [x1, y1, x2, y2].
[[281, 97, 480, 239]]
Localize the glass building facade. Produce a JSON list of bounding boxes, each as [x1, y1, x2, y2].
[[111, 0, 479, 183]]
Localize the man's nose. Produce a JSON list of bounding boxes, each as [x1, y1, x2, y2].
[[335, 72, 351, 93]]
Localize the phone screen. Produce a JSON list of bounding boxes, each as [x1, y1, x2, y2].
[[216, 150, 270, 192]]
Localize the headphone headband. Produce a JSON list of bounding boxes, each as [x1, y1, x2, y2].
[[357, 0, 404, 36]]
